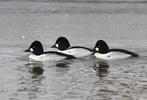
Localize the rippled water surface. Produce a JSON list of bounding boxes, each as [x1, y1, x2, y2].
[[0, 1, 147, 100]]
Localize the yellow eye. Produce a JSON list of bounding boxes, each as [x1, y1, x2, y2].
[[98, 45, 101, 48], [58, 42, 60, 44], [33, 46, 35, 48]]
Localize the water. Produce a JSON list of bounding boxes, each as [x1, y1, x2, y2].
[[0, 1, 147, 100]]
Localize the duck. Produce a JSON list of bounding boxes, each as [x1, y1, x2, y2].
[[51, 37, 92, 57], [24, 40, 75, 61], [92, 40, 138, 60]]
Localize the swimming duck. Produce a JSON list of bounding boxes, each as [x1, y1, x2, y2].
[[25, 40, 75, 61], [51, 37, 92, 57], [92, 40, 138, 60]]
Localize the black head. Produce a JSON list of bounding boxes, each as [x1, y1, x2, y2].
[[93, 40, 109, 54], [24, 40, 44, 55], [51, 37, 70, 50]]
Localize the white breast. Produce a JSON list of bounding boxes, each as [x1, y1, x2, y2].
[[59, 48, 91, 58], [29, 54, 66, 61], [94, 52, 131, 60]]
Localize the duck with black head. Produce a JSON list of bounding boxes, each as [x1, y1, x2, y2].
[[25, 40, 75, 61], [92, 40, 139, 60], [51, 37, 92, 58]]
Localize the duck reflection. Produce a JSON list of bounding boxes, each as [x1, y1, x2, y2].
[[54, 61, 71, 77], [29, 62, 44, 74], [56, 62, 69, 68], [28, 62, 44, 79], [93, 60, 109, 79], [30, 66, 43, 75], [16, 62, 44, 99]]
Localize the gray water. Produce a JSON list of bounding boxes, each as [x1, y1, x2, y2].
[[0, 1, 147, 100]]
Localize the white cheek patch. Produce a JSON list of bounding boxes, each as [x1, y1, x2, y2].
[[30, 48, 34, 52], [95, 47, 99, 51], [55, 44, 59, 48]]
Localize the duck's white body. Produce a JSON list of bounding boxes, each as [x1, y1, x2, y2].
[[94, 52, 131, 60], [58, 48, 92, 58], [29, 54, 66, 61]]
